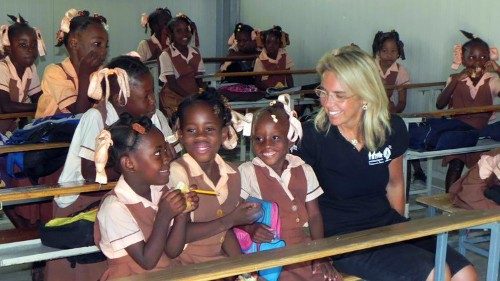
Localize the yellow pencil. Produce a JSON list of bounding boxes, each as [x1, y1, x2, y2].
[[192, 189, 218, 196]]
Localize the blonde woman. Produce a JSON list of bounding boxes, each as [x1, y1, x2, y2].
[[296, 46, 477, 281]]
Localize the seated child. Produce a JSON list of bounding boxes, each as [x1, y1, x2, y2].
[[450, 148, 500, 210], [239, 94, 341, 280], [221, 22, 260, 85], [436, 30, 500, 190], [137, 7, 172, 62], [35, 9, 108, 118], [254, 26, 293, 91], [95, 114, 198, 280], [158, 13, 204, 117], [168, 89, 262, 264], [0, 14, 45, 134]]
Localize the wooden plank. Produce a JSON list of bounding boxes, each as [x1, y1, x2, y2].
[[118, 210, 500, 281], [0, 142, 70, 154], [203, 55, 258, 63], [400, 105, 500, 119], [386, 81, 445, 91], [416, 194, 464, 214], [0, 229, 39, 244], [0, 182, 116, 203], [198, 69, 316, 79], [0, 112, 35, 120]]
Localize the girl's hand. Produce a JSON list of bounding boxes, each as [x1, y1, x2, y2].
[[184, 191, 199, 212], [246, 223, 274, 243], [228, 202, 262, 227], [485, 60, 499, 74], [79, 50, 103, 76], [312, 258, 343, 281], [159, 189, 186, 217]]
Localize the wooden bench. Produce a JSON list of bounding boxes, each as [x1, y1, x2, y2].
[[117, 210, 500, 281], [0, 142, 70, 155], [0, 111, 35, 120], [0, 228, 39, 244], [417, 193, 498, 264]]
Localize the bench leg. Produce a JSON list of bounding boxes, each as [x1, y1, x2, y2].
[[458, 229, 466, 255], [403, 155, 409, 218], [426, 159, 433, 195], [434, 232, 448, 281], [239, 136, 246, 162], [486, 222, 500, 281]]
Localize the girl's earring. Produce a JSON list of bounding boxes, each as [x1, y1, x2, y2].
[[362, 103, 368, 110]]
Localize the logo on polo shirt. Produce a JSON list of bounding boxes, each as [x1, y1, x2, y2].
[[368, 145, 392, 165]]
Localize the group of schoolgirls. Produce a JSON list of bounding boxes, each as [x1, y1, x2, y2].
[[0, 4, 498, 280]]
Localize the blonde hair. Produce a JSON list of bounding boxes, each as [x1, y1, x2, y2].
[[314, 45, 391, 152]]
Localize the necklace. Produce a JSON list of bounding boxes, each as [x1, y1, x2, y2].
[[338, 127, 359, 147]]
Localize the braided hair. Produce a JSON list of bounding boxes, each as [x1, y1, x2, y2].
[[146, 7, 172, 36], [173, 88, 232, 129], [459, 30, 489, 54], [107, 113, 154, 171], [56, 10, 107, 47], [372, 30, 405, 60], [6, 14, 35, 41]]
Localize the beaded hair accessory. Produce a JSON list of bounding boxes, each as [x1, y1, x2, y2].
[[269, 94, 303, 142], [94, 129, 113, 184]]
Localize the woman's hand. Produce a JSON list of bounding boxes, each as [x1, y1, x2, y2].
[[312, 258, 343, 281]]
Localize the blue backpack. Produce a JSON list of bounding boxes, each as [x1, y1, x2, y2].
[[4, 114, 81, 183]]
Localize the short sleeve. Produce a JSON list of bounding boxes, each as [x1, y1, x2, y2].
[[238, 162, 262, 200], [137, 40, 152, 62], [159, 51, 174, 82], [395, 64, 410, 86], [98, 196, 144, 252], [303, 164, 323, 201], [253, 58, 264, 72], [40, 63, 77, 111], [295, 121, 320, 168], [489, 76, 500, 98], [77, 109, 104, 161], [388, 114, 409, 158], [285, 54, 294, 69], [196, 51, 206, 73], [0, 62, 11, 92], [167, 161, 190, 189]]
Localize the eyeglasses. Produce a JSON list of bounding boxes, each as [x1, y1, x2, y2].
[[314, 87, 355, 103]]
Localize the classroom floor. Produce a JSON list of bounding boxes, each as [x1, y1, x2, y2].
[[0, 148, 494, 281]]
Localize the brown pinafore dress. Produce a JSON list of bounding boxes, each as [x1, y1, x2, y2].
[[443, 78, 494, 167], [260, 52, 288, 89], [159, 46, 202, 118], [94, 190, 177, 280], [254, 164, 324, 281], [175, 158, 241, 264]]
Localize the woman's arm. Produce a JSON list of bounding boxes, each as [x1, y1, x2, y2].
[[386, 155, 405, 215]]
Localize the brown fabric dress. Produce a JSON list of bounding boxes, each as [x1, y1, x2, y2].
[[449, 148, 500, 210], [254, 164, 324, 281], [174, 158, 241, 265], [259, 53, 288, 89], [159, 46, 201, 118], [94, 191, 177, 280], [443, 78, 494, 167]]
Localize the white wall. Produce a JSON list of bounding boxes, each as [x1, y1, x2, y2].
[[240, 0, 499, 112], [0, 0, 225, 73]]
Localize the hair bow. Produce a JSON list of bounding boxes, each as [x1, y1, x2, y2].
[[478, 154, 500, 180], [94, 129, 113, 184], [222, 111, 253, 150], [140, 13, 148, 28], [270, 94, 303, 142], [0, 25, 9, 52], [88, 68, 130, 106]]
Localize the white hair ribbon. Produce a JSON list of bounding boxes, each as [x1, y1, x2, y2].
[[222, 111, 253, 150], [478, 154, 500, 180], [270, 94, 303, 142], [87, 68, 130, 106], [34, 28, 46, 57], [0, 25, 10, 52], [94, 130, 113, 184], [56, 8, 79, 43], [140, 13, 148, 28], [125, 51, 141, 59]]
